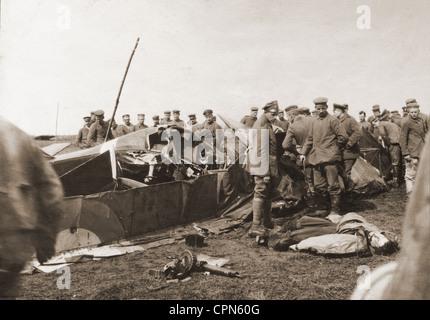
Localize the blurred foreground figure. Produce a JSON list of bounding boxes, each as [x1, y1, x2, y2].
[[0, 117, 64, 299], [351, 133, 430, 300]]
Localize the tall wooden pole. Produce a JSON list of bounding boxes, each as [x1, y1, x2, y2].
[[105, 37, 140, 142]]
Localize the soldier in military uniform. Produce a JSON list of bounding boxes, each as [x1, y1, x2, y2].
[[282, 108, 316, 208], [298, 107, 311, 117], [110, 119, 122, 138], [373, 109, 402, 188], [133, 113, 148, 131], [187, 114, 198, 128], [372, 104, 381, 119], [369, 104, 384, 145], [274, 110, 289, 132], [76, 116, 91, 148], [160, 111, 172, 125], [171, 109, 185, 127], [299, 97, 349, 223], [284, 105, 298, 124], [89, 111, 96, 126], [400, 103, 427, 196], [152, 115, 160, 127], [246, 101, 280, 238], [197, 109, 222, 137], [193, 109, 223, 168], [358, 111, 372, 131], [118, 114, 134, 134], [86, 110, 115, 147], [405, 98, 429, 132], [333, 103, 362, 195], [114, 114, 134, 137], [240, 107, 259, 128], [391, 110, 402, 128]]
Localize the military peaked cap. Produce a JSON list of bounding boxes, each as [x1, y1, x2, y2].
[[379, 109, 390, 121], [298, 107, 310, 115], [203, 109, 213, 116], [263, 101, 279, 112], [285, 105, 298, 113], [333, 103, 347, 110], [407, 102, 420, 108], [372, 104, 380, 112], [313, 97, 328, 105]]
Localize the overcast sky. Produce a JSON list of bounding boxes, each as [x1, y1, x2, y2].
[[0, 0, 429, 135]]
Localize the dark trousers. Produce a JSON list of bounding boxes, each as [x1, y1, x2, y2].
[[388, 144, 401, 166], [253, 176, 275, 200], [313, 162, 341, 197], [342, 159, 357, 192], [343, 159, 356, 177]]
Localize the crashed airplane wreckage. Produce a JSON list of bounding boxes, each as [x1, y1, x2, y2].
[[49, 123, 259, 253], [49, 118, 387, 254]]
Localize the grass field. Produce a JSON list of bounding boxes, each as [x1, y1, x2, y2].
[[16, 183, 406, 300]]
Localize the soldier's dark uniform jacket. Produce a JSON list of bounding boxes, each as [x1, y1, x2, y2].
[[301, 114, 349, 165], [282, 115, 313, 154], [400, 115, 427, 159], [246, 113, 278, 177], [87, 120, 114, 147], [273, 119, 289, 132], [391, 113, 402, 128], [133, 123, 148, 131], [359, 120, 372, 132], [77, 126, 90, 144], [117, 124, 134, 135], [378, 118, 401, 146], [339, 113, 362, 160], [196, 120, 222, 138], [240, 115, 257, 128], [170, 119, 185, 127]]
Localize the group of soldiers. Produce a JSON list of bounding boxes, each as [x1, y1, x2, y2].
[[75, 108, 222, 149], [74, 97, 427, 232], [245, 97, 428, 238], [357, 99, 428, 195]]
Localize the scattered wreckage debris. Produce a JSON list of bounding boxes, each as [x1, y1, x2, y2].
[[185, 233, 206, 248], [148, 250, 243, 287]]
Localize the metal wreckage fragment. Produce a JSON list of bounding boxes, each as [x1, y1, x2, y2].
[[148, 250, 243, 281]]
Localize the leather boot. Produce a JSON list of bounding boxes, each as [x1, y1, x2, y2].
[[248, 198, 265, 237], [306, 191, 317, 210], [329, 195, 341, 215], [262, 200, 274, 229], [314, 194, 330, 217], [391, 166, 399, 188], [326, 195, 343, 223]]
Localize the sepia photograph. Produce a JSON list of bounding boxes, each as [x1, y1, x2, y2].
[[0, 0, 428, 305]]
